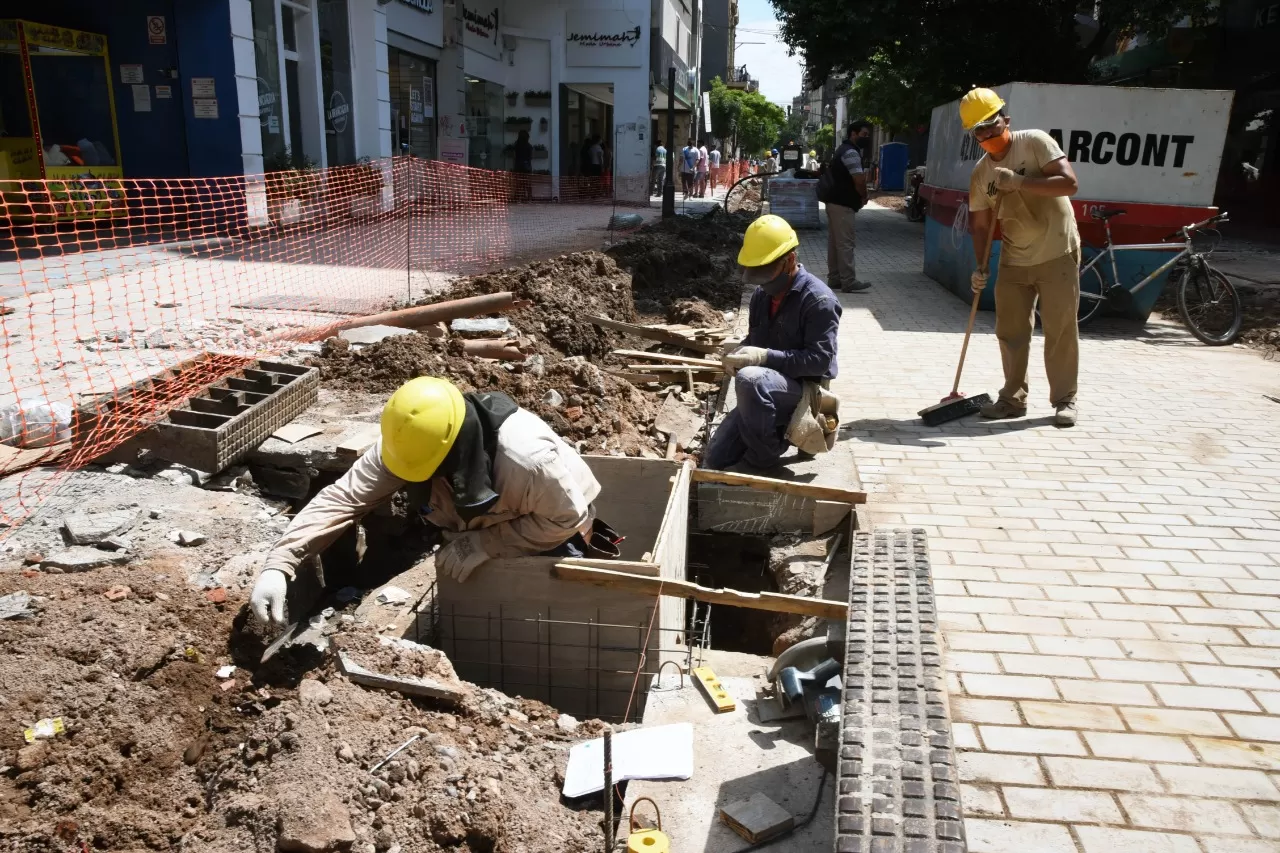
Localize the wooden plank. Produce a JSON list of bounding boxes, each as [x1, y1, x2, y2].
[[627, 364, 720, 375], [338, 652, 468, 704], [585, 314, 720, 354], [692, 468, 867, 505], [559, 557, 661, 578], [552, 563, 848, 620], [337, 425, 380, 459], [613, 349, 721, 368], [605, 369, 663, 384]]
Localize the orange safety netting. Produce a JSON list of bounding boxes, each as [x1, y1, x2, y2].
[[0, 157, 658, 531]]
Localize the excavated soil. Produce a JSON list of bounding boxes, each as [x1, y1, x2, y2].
[[666, 298, 728, 329], [605, 211, 750, 314], [0, 564, 609, 853]]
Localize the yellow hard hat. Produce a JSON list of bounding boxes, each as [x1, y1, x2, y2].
[[738, 214, 799, 268], [809, 150, 816, 156], [380, 377, 466, 482], [959, 87, 1005, 130]]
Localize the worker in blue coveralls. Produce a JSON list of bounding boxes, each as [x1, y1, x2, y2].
[[703, 214, 842, 470]]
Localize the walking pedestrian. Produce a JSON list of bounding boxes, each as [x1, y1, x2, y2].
[[819, 120, 872, 292], [680, 138, 697, 198], [696, 139, 710, 197], [708, 143, 721, 193], [960, 87, 1082, 427], [651, 143, 667, 196]]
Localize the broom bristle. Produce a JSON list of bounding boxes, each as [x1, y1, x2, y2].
[[919, 392, 993, 426]]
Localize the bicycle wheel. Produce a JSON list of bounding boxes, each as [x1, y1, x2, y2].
[[1178, 265, 1242, 345], [1077, 261, 1106, 326], [723, 174, 767, 218]]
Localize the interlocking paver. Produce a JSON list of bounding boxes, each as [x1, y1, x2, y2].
[[814, 204, 1280, 851]]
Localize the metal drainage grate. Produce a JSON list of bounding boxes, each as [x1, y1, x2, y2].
[[835, 528, 966, 853]]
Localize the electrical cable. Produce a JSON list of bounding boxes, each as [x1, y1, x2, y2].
[[734, 767, 829, 851]]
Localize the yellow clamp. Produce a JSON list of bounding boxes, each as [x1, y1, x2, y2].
[[628, 796, 670, 853]]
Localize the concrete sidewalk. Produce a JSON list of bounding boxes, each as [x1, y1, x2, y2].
[[807, 204, 1280, 852]]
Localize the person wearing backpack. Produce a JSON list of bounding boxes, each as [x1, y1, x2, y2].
[[818, 120, 872, 292]]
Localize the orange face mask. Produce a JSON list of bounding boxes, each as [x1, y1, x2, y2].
[[979, 126, 1012, 156]]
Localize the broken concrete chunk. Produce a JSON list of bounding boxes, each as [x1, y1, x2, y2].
[[96, 535, 131, 552], [298, 678, 334, 707], [61, 510, 136, 545], [277, 789, 355, 853], [0, 591, 35, 620], [542, 389, 564, 409], [450, 317, 511, 335], [339, 325, 415, 346], [375, 587, 410, 606], [169, 529, 207, 547], [555, 714, 580, 734], [41, 548, 132, 572]]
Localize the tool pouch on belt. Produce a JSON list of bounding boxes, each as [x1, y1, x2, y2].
[[586, 518, 625, 560], [785, 382, 840, 455]]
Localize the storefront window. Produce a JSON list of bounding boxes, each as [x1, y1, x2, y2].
[[388, 46, 436, 159], [251, 0, 287, 166], [465, 77, 504, 170], [318, 0, 356, 166]]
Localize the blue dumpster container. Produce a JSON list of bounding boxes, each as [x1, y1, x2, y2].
[[878, 142, 909, 191]]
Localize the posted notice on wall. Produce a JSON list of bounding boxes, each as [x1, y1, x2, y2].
[[120, 64, 144, 84], [439, 138, 467, 164], [191, 77, 216, 99], [155, 85, 172, 99], [193, 99, 219, 119], [132, 84, 151, 113]]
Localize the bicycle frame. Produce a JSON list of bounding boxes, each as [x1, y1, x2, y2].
[[1078, 218, 1191, 303]]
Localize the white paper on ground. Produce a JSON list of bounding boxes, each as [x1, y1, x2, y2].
[[562, 722, 694, 798]]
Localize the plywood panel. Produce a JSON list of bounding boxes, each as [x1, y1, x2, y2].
[[586, 455, 681, 562]]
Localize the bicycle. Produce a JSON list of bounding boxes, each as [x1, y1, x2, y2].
[[1075, 208, 1242, 345]]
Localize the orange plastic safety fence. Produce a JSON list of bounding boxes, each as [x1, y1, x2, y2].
[[0, 157, 655, 532]]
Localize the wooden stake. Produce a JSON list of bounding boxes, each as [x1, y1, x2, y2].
[[613, 349, 721, 368], [585, 313, 720, 354], [691, 468, 867, 504]]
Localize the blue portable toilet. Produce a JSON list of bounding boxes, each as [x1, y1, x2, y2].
[[878, 142, 909, 191]]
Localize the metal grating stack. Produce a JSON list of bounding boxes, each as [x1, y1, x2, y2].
[[835, 528, 966, 853]]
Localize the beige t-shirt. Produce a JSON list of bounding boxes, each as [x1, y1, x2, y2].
[[969, 129, 1080, 267]]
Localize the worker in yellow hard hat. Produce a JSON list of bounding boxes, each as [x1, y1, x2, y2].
[[704, 215, 843, 471], [960, 87, 1082, 427], [250, 377, 611, 627]]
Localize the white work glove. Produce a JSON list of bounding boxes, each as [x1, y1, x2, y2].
[[993, 167, 1023, 192], [437, 532, 489, 583], [721, 346, 768, 376], [250, 569, 289, 627], [971, 268, 990, 293]]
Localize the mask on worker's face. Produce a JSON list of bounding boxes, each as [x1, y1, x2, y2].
[[979, 126, 1012, 156], [760, 262, 793, 296]]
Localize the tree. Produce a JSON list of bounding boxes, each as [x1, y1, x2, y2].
[[771, 0, 1217, 124], [814, 123, 834, 158], [708, 77, 788, 156]]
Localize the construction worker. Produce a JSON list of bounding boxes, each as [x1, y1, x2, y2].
[[961, 87, 1081, 427], [822, 120, 872, 293], [249, 378, 609, 626], [705, 215, 842, 470]]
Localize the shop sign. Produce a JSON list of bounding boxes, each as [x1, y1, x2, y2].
[[397, 0, 433, 11], [257, 77, 278, 130], [462, 4, 500, 58], [565, 11, 643, 67], [327, 91, 350, 134]]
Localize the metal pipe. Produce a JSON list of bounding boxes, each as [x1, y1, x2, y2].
[[332, 292, 530, 331], [459, 339, 525, 360], [603, 727, 615, 851]]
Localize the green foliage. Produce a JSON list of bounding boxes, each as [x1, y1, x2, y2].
[[814, 123, 834, 156], [708, 76, 788, 156], [772, 0, 1218, 129]]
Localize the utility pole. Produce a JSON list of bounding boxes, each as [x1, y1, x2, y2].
[[663, 66, 676, 218]]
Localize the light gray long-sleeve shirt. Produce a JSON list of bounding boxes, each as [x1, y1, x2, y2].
[[261, 408, 600, 580]]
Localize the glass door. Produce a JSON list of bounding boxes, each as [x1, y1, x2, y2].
[[317, 0, 355, 165], [388, 46, 436, 159]]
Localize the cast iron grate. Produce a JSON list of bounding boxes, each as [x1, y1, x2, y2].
[[835, 528, 967, 853]]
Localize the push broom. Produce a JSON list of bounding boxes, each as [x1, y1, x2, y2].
[[918, 195, 1002, 426]]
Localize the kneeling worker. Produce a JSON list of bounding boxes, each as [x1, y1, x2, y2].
[[250, 377, 605, 626], [704, 215, 842, 471]]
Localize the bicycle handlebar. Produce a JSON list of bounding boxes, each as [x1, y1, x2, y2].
[[1163, 211, 1229, 242]]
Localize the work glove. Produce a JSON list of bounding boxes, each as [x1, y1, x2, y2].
[[250, 568, 289, 627], [971, 268, 990, 293], [437, 532, 489, 583], [993, 167, 1023, 192], [721, 346, 768, 376]]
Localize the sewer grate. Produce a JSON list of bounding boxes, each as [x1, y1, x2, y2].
[[835, 528, 966, 853]]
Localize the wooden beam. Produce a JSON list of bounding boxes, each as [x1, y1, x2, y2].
[[552, 563, 848, 620], [605, 369, 664, 384], [627, 364, 720, 375], [586, 314, 721, 354], [560, 557, 661, 577], [692, 468, 867, 504], [613, 349, 721, 369]]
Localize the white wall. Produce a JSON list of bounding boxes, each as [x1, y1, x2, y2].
[[350, 0, 391, 160], [385, 0, 445, 47], [228, 0, 263, 176]]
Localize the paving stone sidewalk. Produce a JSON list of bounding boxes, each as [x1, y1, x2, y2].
[[805, 203, 1280, 853]]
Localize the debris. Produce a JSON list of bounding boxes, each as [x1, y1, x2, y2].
[[0, 591, 35, 620], [370, 734, 421, 775], [522, 353, 545, 377], [204, 587, 228, 604], [337, 651, 468, 705], [450, 317, 511, 335], [339, 324, 417, 346], [61, 510, 137, 545], [542, 389, 564, 408], [298, 678, 334, 707], [270, 423, 325, 444], [169, 529, 207, 547], [336, 742, 355, 762], [96, 535, 131, 552], [375, 586, 410, 605], [720, 792, 795, 844], [216, 665, 237, 679], [277, 790, 356, 853], [40, 548, 132, 572], [562, 723, 694, 797], [23, 717, 65, 743], [148, 508, 164, 519], [556, 713, 580, 734], [102, 585, 132, 602], [15, 741, 50, 771], [0, 397, 73, 448]]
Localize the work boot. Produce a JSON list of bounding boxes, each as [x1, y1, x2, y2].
[[980, 399, 1027, 420], [842, 280, 871, 293], [1054, 402, 1078, 428]]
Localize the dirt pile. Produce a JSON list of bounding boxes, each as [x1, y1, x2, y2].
[[315, 335, 659, 456], [606, 211, 750, 313], [666, 298, 728, 329], [0, 565, 610, 853]]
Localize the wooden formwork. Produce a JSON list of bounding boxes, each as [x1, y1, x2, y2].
[[435, 456, 692, 721]]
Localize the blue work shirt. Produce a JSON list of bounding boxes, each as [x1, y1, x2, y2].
[[745, 264, 842, 380]]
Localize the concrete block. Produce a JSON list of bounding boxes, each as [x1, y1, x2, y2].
[[41, 548, 133, 572], [61, 510, 137, 545]]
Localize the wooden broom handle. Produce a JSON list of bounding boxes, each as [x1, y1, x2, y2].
[[951, 195, 1003, 396]]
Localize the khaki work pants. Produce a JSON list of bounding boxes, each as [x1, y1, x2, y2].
[[826, 202, 857, 289], [994, 249, 1080, 407]]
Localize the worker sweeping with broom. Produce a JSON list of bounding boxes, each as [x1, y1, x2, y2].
[[962, 87, 1083, 427]]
